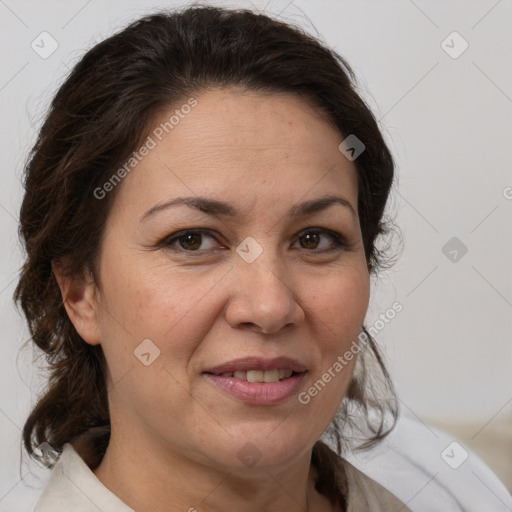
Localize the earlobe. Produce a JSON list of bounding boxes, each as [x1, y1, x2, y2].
[[51, 260, 101, 346]]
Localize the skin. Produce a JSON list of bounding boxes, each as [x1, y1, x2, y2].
[[54, 88, 370, 512]]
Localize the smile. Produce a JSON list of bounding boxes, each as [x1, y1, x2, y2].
[[203, 370, 307, 405], [208, 368, 295, 382]]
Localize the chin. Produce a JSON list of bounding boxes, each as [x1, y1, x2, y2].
[[205, 428, 313, 471]]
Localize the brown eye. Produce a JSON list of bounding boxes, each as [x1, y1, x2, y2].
[[299, 232, 321, 249], [294, 229, 346, 252], [177, 233, 202, 250], [164, 230, 220, 252], [162, 228, 346, 254]]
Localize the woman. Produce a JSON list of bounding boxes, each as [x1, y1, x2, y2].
[[15, 5, 412, 511]]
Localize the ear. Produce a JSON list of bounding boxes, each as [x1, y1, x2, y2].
[[52, 260, 101, 346]]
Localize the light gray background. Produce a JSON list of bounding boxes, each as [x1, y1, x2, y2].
[[1, 0, 511, 509]]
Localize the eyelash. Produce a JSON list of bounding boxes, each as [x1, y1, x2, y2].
[[161, 228, 347, 254]]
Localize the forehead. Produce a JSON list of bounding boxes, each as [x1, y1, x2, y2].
[[110, 88, 358, 220]]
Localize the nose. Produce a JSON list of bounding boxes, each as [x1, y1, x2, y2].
[[224, 254, 305, 335]]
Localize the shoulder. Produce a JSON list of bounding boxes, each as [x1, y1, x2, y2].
[[34, 444, 133, 512], [339, 415, 512, 512], [336, 457, 414, 511]]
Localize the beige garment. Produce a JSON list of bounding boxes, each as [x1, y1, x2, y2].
[[34, 443, 411, 511], [340, 458, 413, 511]]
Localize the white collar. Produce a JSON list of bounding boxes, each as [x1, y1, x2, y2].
[[34, 442, 409, 512], [35, 443, 134, 512]]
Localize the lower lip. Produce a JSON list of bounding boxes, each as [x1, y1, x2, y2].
[[203, 372, 307, 405]]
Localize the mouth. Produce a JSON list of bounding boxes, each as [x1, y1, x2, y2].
[[202, 356, 308, 405], [204, 368, 300, 383], [204, 355, 307, 375]]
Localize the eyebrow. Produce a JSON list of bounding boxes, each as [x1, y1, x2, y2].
[[140, 194, 356, 222]]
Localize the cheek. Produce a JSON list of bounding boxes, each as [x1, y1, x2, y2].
[[97, 264, 226, 384], [305, 266, 369, 400], [100, 261, 210, 336], [312, 265, 370, 344], [97, 271, 207, 422]]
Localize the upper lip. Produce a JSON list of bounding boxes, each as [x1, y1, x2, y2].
[[204, 356, 307, 375]]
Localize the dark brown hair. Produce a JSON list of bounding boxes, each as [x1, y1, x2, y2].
[[14, 4, 398, 508]]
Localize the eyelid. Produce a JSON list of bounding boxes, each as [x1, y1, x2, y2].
[[161, 227, 347, 254]]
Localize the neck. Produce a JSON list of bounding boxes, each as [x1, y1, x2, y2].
[[92, 423, 336, 512]]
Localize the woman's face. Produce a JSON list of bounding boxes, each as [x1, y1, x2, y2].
[[84, 88, 370, 471]]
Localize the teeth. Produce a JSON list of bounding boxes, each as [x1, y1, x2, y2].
[[279, 369, 293, 379], [218, 369, 294, 382], [263, 369, 279, 383], [246, 370, 264, 382]]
